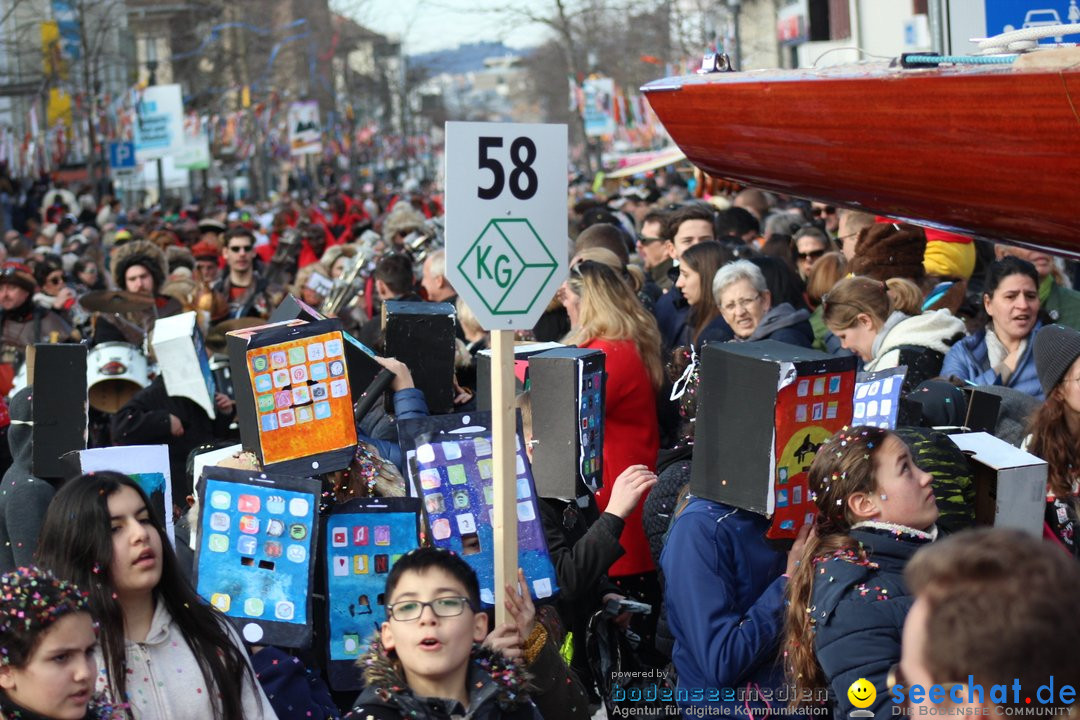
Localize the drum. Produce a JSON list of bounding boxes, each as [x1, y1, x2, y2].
[[87, 342, 149, 413]]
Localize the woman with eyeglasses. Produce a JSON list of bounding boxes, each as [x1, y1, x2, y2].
[[713, 260, 813, 347], [35, 472, 278, 719], [823, 275, 965, 391], [941, 256, 1045, 400], [784, 427, 938, 720], [673, 241, 733, 348], [560, 260, 663, 630], [1026, 324, 1080, 559], [790, 226, 834, 281]]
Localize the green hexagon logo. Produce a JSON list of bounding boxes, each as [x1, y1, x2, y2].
[[458, 218, 558, 315]]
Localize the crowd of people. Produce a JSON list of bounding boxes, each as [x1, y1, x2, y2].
[[0, 174, 1077, 720]]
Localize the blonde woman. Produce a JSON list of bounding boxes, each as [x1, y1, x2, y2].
[[560, 260, 661, 582]]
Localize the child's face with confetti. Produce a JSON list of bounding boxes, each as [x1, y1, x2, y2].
[[107, 485, 163, 601], [868, 434, 938, 530], [0, 611, 97, 719]]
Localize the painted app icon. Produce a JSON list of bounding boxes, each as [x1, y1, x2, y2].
[[257, 394, 275, 413], [425, 494, 445, 514], [313, 401, 331, 420], [274, 390, 292, 409], [266, 496, 285, 514], [517, 502, 536, 522], [238, 495, 260, 513], [209, 512, 230, 532], [278, 409, 296, 427], [374, 526, 390, 546], [291, 385, 311, 405], [286, 545, 306, 563], [453, 491, 470, 509], [343, 633, 360, 655], [307, 342, 325, 361], [275, 601, 295, 620], [353, 555, 369, 574], [289, 498, 310, 517], [264, 541, 282, 558], [446, 464, 467, 485], [266, 519, 284, 537], [353, 526, 369, 546], [239, 515, 260, 534], [251, 355, 268, 372], [309, 362, 327, 381], [254, 374, 273, 393], [243, 598, 264, 617], [272, 369, 290, 388], [331, 528, 347, 547], [290, 365, 309, 384], [325, 339, 344, 357], [456, 513, 476, 534], [260, 414, 278, 432], [330, 379, 349, 398], [431, 518, 451, 540], [296, 406, 314, 423], [208, 534, 228, 552], [332, 556, 349, 576], [210, 593, 230, 612], [477, 458, 492, 479], [311, 383, 328, 400], [288, 523, 308, 541], [270, 351, 287, 369], [288, 347, 307, 365], [329, 360, 345, 377], [237, 536, 257, 556], [441, 441, 462, 460], [420, 469, 441, 489], [210, 491, 231, 510]]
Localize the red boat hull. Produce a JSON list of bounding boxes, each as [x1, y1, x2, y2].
[[643, 62, 1080, 257]]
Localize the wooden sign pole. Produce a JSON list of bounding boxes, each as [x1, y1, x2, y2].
[[490, 328, 518, 628]]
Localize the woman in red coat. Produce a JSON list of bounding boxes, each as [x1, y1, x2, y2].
[[561, 260, 663, 651]]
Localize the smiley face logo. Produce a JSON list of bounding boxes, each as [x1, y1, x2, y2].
[[847, 678, 876, 709]]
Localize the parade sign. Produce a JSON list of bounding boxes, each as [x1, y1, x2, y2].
[[288, 100, 322, 156], [134, 84, 184, 162], [444, 121, 568, 332]]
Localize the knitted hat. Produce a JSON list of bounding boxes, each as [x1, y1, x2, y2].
[[0, 261, 37, 293], [923, 228, 976, 280], [190, 240, 220, 261], [1033, 323, 1080, 396], [0, 566, 89, 666], [849, 222, 927, 283]]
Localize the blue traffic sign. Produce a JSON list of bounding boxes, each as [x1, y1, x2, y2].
[[985, 1, 1080, 43], [108, 141, 135, 170]]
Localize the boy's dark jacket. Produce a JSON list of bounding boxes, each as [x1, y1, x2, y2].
[[344, 640, 542, 720]]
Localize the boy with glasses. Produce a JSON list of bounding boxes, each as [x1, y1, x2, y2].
[[345, 547, 542, 719]]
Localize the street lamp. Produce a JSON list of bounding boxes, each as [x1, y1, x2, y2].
[[144, 37, 165, 205]]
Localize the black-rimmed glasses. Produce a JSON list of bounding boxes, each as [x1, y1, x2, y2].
[[386, 596, 474, 622]]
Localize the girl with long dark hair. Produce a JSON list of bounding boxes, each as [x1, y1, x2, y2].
[[35, 472, 277, 719], [784, 427, 938, 720]]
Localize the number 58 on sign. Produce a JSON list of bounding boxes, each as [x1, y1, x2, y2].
[[445, 122, 569, 332]]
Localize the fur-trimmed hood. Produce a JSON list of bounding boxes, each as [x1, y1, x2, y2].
[[111, 239, 168, 290], [347, 636, 536, 719]]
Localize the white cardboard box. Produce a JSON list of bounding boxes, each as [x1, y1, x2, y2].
[[948, 431, 1046, 537]]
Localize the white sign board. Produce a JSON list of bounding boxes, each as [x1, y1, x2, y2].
[[77, 445, 175, 544], [444, 122, 568, 331], [134, 84, 184, 162], [288, 100, 322, 156]]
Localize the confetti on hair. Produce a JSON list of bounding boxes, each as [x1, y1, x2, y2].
[[0, 566, 90, 666]]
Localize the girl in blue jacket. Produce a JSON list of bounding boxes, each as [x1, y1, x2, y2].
[[784, 426, 939, 720], [941, 256, 1045, 400]]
